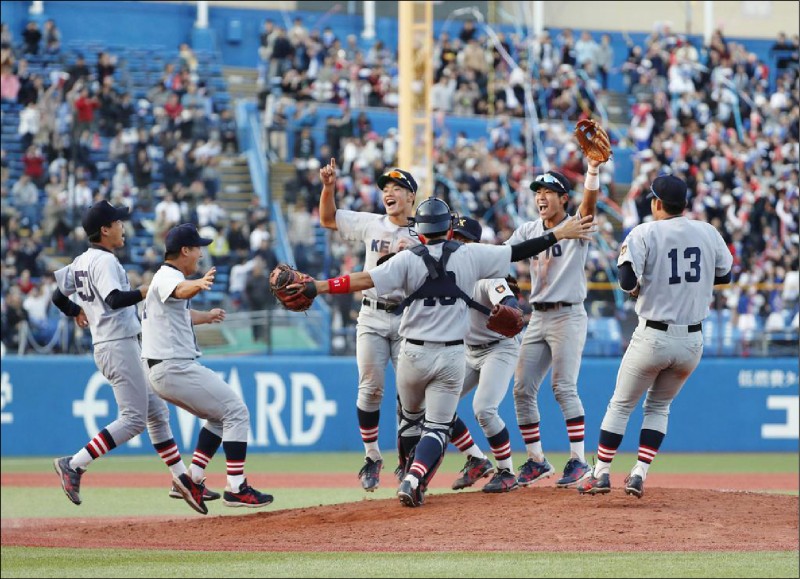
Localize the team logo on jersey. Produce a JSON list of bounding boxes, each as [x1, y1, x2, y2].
[[620, 245, 628, 256], [495, 285, 506, 293]]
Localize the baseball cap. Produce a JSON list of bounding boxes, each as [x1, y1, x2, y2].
[[530, 170, 571, 195], [452, 216, 482, 241], [646, 174, 688, 206], [82, 200, 130, 236], [165, 223, 213, 253], [377, 168, 418, 194]]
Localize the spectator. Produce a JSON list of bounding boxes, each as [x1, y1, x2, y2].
[[218, 108, 238, 153], [1, 286, 28, 350], [0, 63, 19, 102], [11, 173, 38, 226], [21, 21, 42, 55], [42, 19, 60, 54], [244, 257, 274, 340], [17, 100, 40, 151], [227, 219, 250, 261], [111, 162, 135, 197], [249, 220, 270, 253], [72, 86, 100, 139]]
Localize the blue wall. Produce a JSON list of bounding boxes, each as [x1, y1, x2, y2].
[[1, 355, 796, 456]]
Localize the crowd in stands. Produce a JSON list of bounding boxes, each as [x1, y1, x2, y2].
[[1, 13, 797, 355]]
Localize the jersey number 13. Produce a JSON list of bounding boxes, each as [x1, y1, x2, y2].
[[667, 247, 701, 284]]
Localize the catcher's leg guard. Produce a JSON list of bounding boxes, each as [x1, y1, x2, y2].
[[396, 400, 423, 480]]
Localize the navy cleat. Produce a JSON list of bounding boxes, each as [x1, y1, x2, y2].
[[451, 456, 494, 490], [516, 457, 555, 486], [555, 458, 591, 488], [577, 472, 611, 495], [624, 474, 645, 498]]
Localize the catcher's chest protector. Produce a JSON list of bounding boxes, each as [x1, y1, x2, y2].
[[394, 241, 490, 316]]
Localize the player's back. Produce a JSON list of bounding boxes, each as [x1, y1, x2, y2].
[[630, 217, 731, 325], [54, 247, 140, 344], [372, 241, 511, 342]]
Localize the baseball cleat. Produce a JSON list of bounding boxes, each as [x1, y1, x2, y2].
[[358, 457, 383, 492], [397, 478, 425, 507], [53, 456, 84, 505], [482, 468, 519, 493], [169, 480, 221, 501], [624, 474, 645, 498], [223, 479, 274, 508], [516, 457, 555, 486], [172, 473, 209, 515], [555, 458, 591, 488], [452, 456, 494, 490], [577, 472, 611, 495]]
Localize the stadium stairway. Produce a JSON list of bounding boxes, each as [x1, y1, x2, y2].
[[218, 154, 254, 218], [268, 160, 297, 215], [222, 67, 260, 102]]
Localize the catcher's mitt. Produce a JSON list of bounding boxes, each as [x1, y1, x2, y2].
[[574, 119, 612, 163], [486, 304, 524, 338], [269, 264, 318, 312]]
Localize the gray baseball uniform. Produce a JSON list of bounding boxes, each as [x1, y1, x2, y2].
[[141, 264, 249, 445], [506, 213, 589, 440], [54, 247, 173, 464], [334, 209, 418, 461], [604, 216, 733, 436]]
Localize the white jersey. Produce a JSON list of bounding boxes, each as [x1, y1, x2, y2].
[[141, 264, 201, 360], [335, 209, 418, 303], [506, 212, 590, 304], [618, 216, 733, 325], [369, 242, 512, 342], [466, 278, 516, 345], [54, 246, 140, 344]]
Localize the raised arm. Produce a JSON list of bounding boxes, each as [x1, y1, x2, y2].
[[319, 157, 338, 230], [172, 267, 215, 300]]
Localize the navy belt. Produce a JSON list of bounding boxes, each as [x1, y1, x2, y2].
[[646, 320, 702, 333], [363, 298, 398, 313], [406, 339, 463, 347], [532, 302, 575, 311], [468, 340, 501, 351]]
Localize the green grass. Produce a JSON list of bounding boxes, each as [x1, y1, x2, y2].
[[1, 548, 797, 578], [3, 451, 798, 475]]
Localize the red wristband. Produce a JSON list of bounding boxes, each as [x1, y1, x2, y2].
[[328, 275, 351, 294]]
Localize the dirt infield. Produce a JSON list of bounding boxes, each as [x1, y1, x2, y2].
[[2, 472, 798, 552]]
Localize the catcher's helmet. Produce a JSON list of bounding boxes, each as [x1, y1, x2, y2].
[[412, 198, 455, 236], [530, 170, 571, 195]]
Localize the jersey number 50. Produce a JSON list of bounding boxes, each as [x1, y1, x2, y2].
[[667, 247, 701, 284]]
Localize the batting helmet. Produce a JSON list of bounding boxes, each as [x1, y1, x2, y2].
[[412, 198, 455, 237]]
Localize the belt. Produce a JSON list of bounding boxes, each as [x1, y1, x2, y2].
[[532, 302, 575, 311], [645, 320, 702, 333], [147, 359, 162, 368], [362, 297, 399, 313], [468, 340, 501, 351], [406, 338, 464, 347]]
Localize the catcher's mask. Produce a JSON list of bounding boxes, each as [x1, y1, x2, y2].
[[530, 171, 571, 195], [409, 198, 457, 238]]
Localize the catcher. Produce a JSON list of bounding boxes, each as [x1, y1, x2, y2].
[[507, 118, 611, 490], [270, 197, 595, 507]]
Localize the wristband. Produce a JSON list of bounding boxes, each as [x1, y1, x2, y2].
[[328, 275, 351, 294], [584, 171, 599, 190]]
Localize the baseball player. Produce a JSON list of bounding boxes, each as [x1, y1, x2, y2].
[[506, 160, 603, 489], [51, 201, 205, 514], [290, 198, 595, 506], [578, 175, 732, 498], [141, 223, 272, 513], [319, 159, 420, 491], [448, 217, 522, 493]]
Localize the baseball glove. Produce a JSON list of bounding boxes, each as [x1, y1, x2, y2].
[[269, 264, 318, 312], [486, 304, 524, 338], [574, 119, 612, 163]]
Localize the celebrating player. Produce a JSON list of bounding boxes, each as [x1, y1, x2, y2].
[[51, 201, 200, 513], [141, 223, 273, 513], [578, 175, 733, 498], [318, 158, 419, 492], [507, 147, 605, 489]]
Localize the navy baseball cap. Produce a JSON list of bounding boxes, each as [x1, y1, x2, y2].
[[647, 175, 688, 206], [452, 216, 482, 241], [377, 168, 418, 194], [82, 200, 130, 236], [530, 170, 571, 195], [165, 223, 213, 253]]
